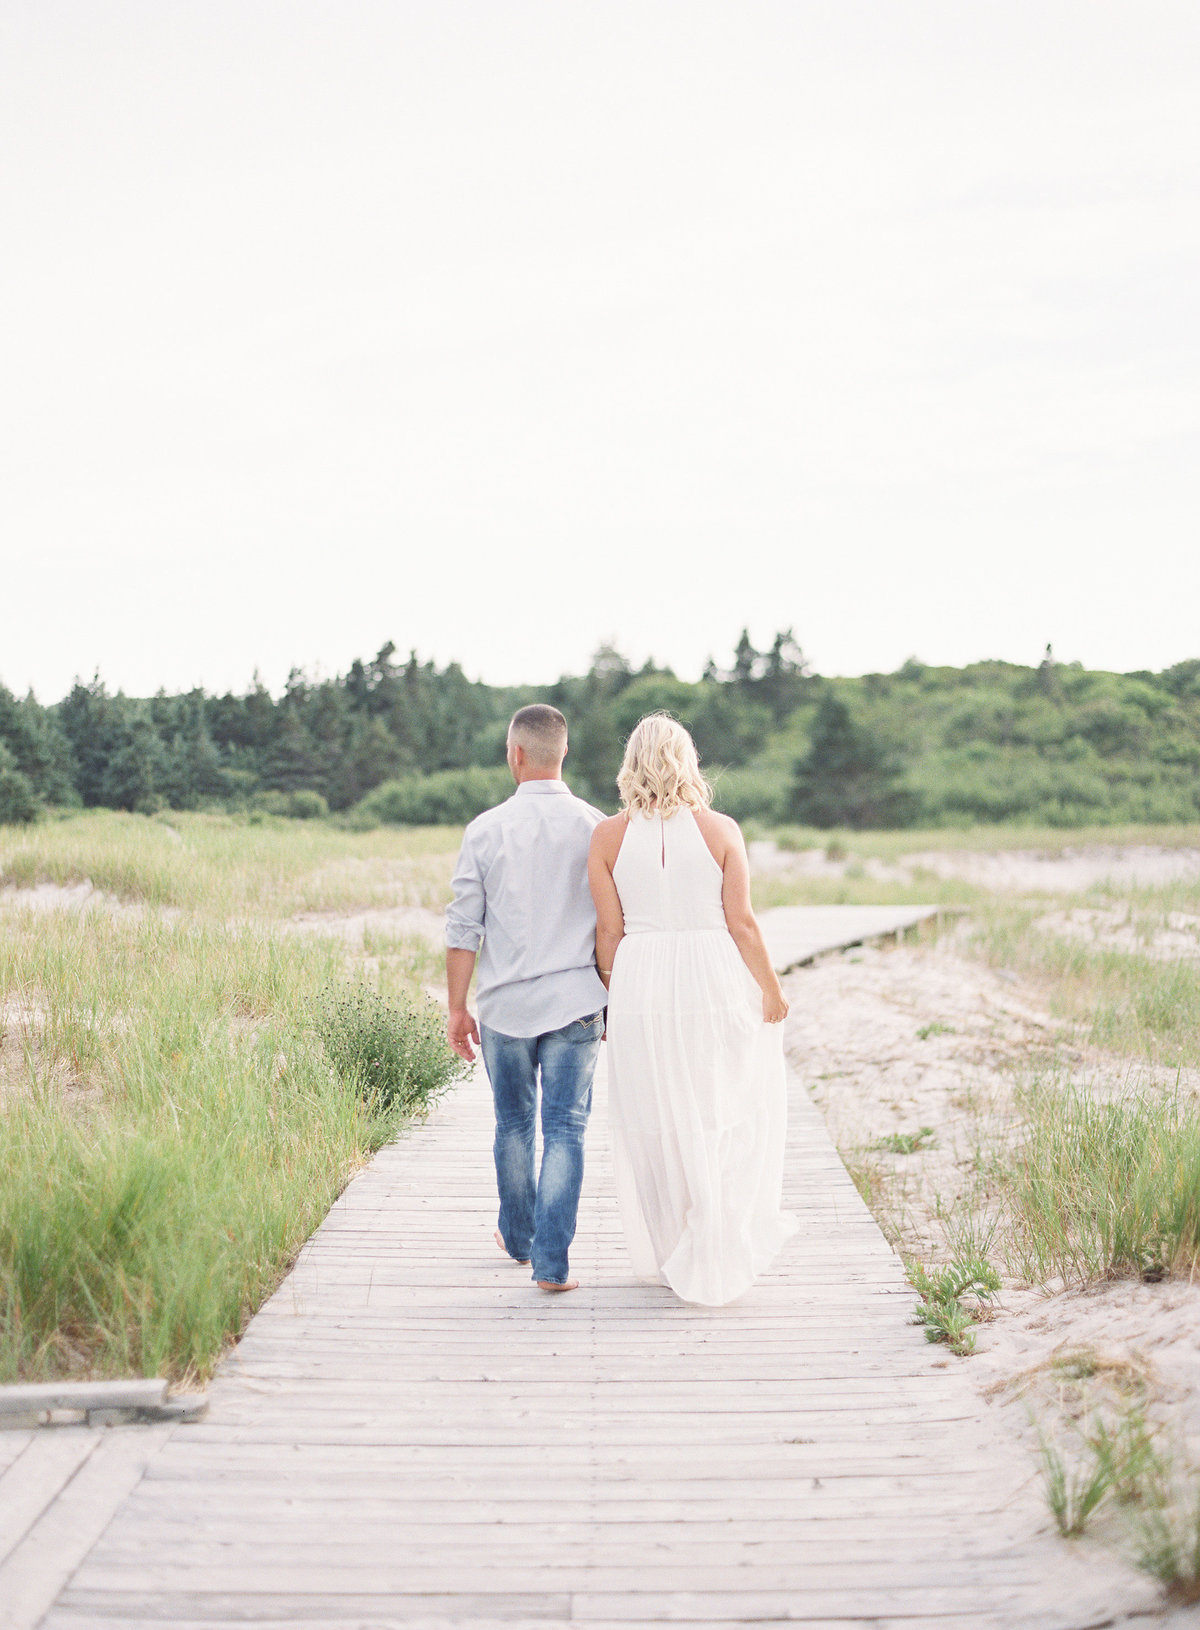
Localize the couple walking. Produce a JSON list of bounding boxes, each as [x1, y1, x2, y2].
[[445, 705, 797, 1306]]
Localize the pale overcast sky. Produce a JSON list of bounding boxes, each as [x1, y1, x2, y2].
[[1, 1, 1197, 701]]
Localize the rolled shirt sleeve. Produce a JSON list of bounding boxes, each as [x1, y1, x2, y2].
[[445, 825, 486, 952]]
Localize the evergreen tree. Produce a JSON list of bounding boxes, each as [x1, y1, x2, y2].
[[1037, 642, 1064, 702], [789, 689, 915, 829], [100, 712, 167, 812], [56, 677, 117, 805], [731, 629, 760, 690], [0, 686, 78, 806], [759, 628, 812, 722], [0, 741, 37, 824], [158, 691, 227, 807]]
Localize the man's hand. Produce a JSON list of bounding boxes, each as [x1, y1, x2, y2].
[[448, 1006, 480, 1064]]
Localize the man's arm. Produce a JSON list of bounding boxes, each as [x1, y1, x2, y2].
[[445, 826, 486, 1064], [446, 948, 480, 1063]]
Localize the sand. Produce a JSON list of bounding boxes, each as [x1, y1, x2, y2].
[[783, 930, 1200, 1515], [906, 844, 1200, 894]]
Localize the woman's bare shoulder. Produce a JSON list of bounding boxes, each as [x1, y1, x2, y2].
[[693, 806, 741, 842], [590, 813, 628, 855]]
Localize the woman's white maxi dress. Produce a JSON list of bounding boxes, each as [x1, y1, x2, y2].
[[606, 809, 797, 1305]]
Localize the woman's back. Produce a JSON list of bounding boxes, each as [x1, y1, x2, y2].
[[611, 809, 727, 936]]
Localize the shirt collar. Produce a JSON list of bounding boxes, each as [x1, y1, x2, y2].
[[515, 779, 570, 796]]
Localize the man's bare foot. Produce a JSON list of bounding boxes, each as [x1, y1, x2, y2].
[[494, 1228, 530, 1265], [537, 1278, 579, 1292]]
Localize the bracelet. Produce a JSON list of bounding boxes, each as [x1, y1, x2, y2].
[[598, 967, 613, 976]]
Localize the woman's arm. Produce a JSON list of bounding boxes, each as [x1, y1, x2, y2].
[[713, 817, 789, 1024], [587, 820, 626, 990]]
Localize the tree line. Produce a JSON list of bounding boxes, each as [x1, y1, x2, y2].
[[2, 634, 1198, 829]]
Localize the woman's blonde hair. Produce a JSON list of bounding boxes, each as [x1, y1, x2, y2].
[[617, 713, 712, 818]]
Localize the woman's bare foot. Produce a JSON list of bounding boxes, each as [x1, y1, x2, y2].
[[537, 1278, 579, 1292], [494, 1228, 530, 1265]]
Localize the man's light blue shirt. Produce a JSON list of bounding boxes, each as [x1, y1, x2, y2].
[[445, 779, 608, 1039]]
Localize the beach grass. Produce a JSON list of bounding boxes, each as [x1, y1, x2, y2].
[[0, 812, 463, 1385], [1003, 1077, 1200, 1287], [0, 808, 461, 917], [765, 820, 1200, 860]]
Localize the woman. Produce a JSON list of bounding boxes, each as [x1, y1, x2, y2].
[[588, 714, 797, 1306]]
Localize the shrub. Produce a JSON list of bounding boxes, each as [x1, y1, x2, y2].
[[258, 789, 330, 820], [352, 768, 513, 827], [317, 983, 468, 1117]]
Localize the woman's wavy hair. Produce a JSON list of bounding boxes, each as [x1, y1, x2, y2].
[[617, 713, 712, 818]]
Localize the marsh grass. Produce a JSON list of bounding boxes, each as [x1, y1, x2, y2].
[[770, 821, 1200, 860], [969, 895, 1200, 1069], [0, 812, 465, 1384], [751, 871, 978, 911], [1038, 1405, 1162, 1538], [1136, 1469, 1200, 1603], [1004, 1078, 1200, 1286], [361, 928, 445, 989], [0, 809, 461, 918], [1028, 1364, 1200, 1589]]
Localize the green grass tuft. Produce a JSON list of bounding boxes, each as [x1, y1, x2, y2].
[[875, 1126, 937, 1154], [909, 1257, 1000, 1356]]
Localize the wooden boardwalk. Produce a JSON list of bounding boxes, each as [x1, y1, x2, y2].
[[2, 908, 1153, 1628], [759, 906, 939, 973]]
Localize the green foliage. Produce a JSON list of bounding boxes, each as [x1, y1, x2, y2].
[[0, 685, 77, 807], [710, 766, 789, 823], [4, 634, 1200, 827], [258, 788, 330, 820], [916, 1021, 955, 1040], [909, 1257, 1000, 1355], [0, 742, 37, 824], [317, 983, 468, 1116], [352, 767, 515, 827]]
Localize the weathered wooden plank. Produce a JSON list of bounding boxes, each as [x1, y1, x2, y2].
[[0, 1431, 98, 1567], [88, 1514, 1030, 1546], [0, 1430, 33, 1475], [81, 1535, 1040, 1574], [0, 1425, 173, 1630], [68, 1559, 1043, 1593]]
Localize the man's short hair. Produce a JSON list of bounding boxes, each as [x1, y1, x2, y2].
[[509, 704, 568, 767]]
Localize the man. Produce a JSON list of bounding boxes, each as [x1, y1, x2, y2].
[[445, 704, 607, 1292]]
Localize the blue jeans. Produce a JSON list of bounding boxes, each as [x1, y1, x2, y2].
[[480, 1012, 603, 1285]]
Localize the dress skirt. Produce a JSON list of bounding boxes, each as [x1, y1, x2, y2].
[[605, 926, 797, 1306]]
